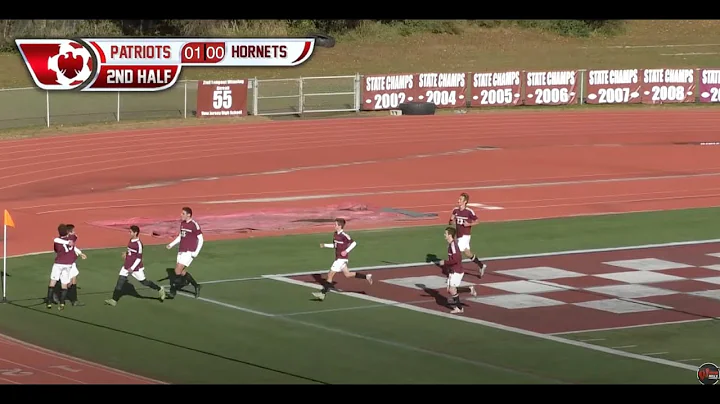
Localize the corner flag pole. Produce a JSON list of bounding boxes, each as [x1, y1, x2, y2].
[[2, 209, 15, 304]]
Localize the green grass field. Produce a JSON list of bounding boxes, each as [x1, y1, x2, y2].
[[2, 20, 720, 130], [2, 207, 720, 384]]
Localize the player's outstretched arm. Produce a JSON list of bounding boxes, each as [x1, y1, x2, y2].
[[192, 234, 204, 257], [167, 235, 181, 249]]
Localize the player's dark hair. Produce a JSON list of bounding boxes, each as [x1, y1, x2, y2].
[[445, 226, 457, 238], [66, 224, 75, 232], [57, 224, 68, 237], [335, 218, 346, 228], [182, 207, 193, 217], [130, 225, 140, 235], [460, 193, 469, 203]]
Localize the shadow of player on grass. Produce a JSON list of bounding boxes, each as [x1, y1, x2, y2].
[[309, 274, 366, 301], [415, 283, 462, 310]]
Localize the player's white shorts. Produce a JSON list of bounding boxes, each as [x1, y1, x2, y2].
[[330, 259, 349, 272], [50, 264, 72, 285], [69, 263, 79, 278], [447, 272, 465, 288], [457, 235, 471, 251], [119, 266, 146, 281], [177, 252, 194, 267]]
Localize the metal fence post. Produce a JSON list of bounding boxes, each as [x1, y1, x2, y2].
[[184, 80, 188, 118], [116, 92, 120, 121], [354, 73, 361, 112], [252, 77, 258, 115], [45, 90, 50, 127], [579, 69, 585, 105], [298, 77, 303, 115]]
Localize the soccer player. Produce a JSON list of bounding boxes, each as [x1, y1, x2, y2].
[[52, 224, 87, 306], [65, 224, 86, 306], [449, 193, 487, 277], [46, 224, 75, 311], [439, 226, 477, 314], [312, 218, 372, 301], [105, 225, 166, 306], [166, 207, 203, 298]]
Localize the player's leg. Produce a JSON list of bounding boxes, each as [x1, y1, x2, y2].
[[47, 265, 61, 308], [181, 268, 201, 298], [68, 264, 84, 306], [341, 263, 373, 285], [312, 270, 335, 301], [57, 269, 71, 311], [105, 268, 130, 306], [459, 236, 486, 276], [132, 269, 166, 302], [447, 273, 465, 314]]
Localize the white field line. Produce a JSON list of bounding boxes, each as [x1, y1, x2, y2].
[[582, 43, 720, 49], [172, 291, 564, 383], [266, 275, 697, 372]]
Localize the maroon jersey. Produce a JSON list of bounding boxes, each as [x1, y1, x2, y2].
[[451, 207, 478, 238], [445, 239, 463, 274], [124, 238, 143, 271], [68, 234, 79, 264], [179, 219, 202, 253], [332, 231, 354, 260], [53, 237, 75, 265]]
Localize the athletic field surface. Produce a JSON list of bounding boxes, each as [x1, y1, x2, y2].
[[1, 109, 720, 384]]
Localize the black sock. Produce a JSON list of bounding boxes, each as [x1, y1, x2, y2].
[[140, 279, 160, 291], [354, 273, 367, 279], [68, 285, 77, 302], [59, 289, 68, 305], [452, 293, 460, 308], [112, 276, 127, 301], [184, 272, 198, 287], [46, 287, 54, 303], [472, 255, 484, 265]]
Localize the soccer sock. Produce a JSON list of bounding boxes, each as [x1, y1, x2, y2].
[[472, 255, 484, 266], [112, 276, 127, 301], [59, 288, 68, 305], [354, 273, 368, 280], [140, 279, 161, 291], [68, 285, 77, 302], [451, 293, 460, 308], [184, 272, 198, 287], [46, 287, 55, 304]]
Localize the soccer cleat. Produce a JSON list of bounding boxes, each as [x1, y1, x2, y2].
[[312, 292, 326, 301], [46, 302, 52, 309], [194, 284, 202, 299], [158, 287, 166, 302], [366, 274, 373, 285], [104, 299, 117, 306], [479, 263, 487, 278], [450, 307, 464, 314], [58, 304, 65, 311], [469, 285, 477, 297]]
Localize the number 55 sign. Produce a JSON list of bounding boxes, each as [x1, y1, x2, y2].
[[196, 79, 249, 118]]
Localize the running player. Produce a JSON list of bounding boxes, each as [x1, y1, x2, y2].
[[439, 226, 477, 314], [449, 193, 487, 277], [105, 225, 166, 306], [166, 207, 203, 298], [312, 218, 372, 301], [46, 224, 75, 311]]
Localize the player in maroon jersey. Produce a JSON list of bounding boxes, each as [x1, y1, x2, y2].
[[449, 193, 487, 278], [105, 225, 166, 306], [52, 224, 87, 306], [438, 227, 477, 314], [312, 218, 372, 301], [166, 207, 204, 298], [46, 224, 76, 311]]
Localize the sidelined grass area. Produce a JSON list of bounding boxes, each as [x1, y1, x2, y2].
[[2, 207, 720, 383]]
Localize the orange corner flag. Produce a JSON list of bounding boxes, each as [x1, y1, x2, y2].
[[4, 210, 14, 228]]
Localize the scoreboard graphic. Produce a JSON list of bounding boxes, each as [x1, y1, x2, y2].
[[15, 38, 316, 92]]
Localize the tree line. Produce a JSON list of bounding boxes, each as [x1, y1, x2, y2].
[[0, 20, 625, 52]]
